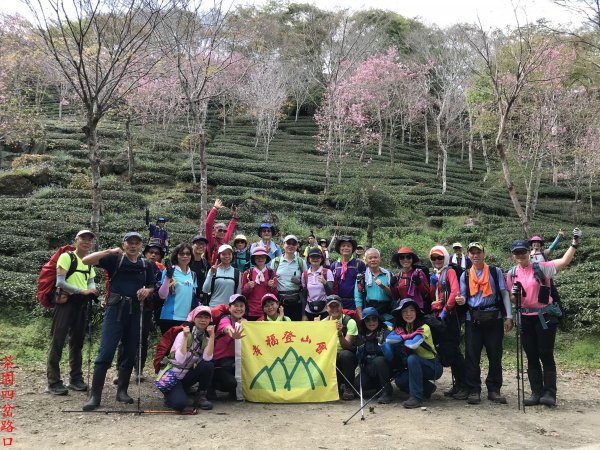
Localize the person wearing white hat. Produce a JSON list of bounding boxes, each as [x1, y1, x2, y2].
[[202, 244, 242, 308], [450, 242, 472, 270]]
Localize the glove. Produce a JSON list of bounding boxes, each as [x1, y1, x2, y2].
[[439, 309, 447, 320], [430, 274, 439, 288], [165, 261, 174, 278], [572, 227, 582, 241], [291, 275, 301, 286], [511, 283, 520, 296], [411, 273, 421, 285]]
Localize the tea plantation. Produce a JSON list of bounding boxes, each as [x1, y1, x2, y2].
[[0, 109, 599, 334]]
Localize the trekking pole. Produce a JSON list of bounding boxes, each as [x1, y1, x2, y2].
[[514, 282, 525, 412], [358, 363, 364, 421], [137, 298, 144, 414], [343, 377, 393, 425], [335, 366, 361, 398]]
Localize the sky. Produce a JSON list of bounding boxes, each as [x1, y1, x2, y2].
[[2, 0, 583, 29]]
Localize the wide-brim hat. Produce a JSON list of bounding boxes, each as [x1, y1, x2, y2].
[[251, 247, 272, 264], [233, 234, 248, 245], [391, 247, 419, 266], [144, 242, 165, 257], [392, 298, 420, 315], [335, 235, 357, 253]]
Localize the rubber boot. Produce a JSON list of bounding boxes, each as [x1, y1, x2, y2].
[[82, 368, 107, 411], [194, 391, 213, 410], [540, 369, 557, 406], [116, 368, 134, 404], [377, 382, 393, 404]]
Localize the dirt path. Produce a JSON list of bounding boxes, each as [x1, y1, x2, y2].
[[9, 365, 600, 449]]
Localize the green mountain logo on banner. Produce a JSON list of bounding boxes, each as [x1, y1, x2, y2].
[[249, 347, 327, 392]]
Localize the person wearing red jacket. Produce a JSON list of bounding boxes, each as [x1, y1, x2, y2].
[[204, 198, 237, 266], [429, 245, 467, 400], [391, 247, 430, 312]]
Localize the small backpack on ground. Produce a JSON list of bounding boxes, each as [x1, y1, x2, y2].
[[37, 245, 78, 308]]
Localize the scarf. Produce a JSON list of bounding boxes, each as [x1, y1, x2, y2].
[[340, 259, 350, 281], [254, 267, 267, 285], [468, 263, 493, 298], [365, 267, 391, 287]]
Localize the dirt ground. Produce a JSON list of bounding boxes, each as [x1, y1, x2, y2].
[[9, 364, 600, 449]]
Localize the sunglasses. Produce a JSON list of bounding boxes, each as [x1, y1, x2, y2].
[[216, 229, 226, 233], [364, 316, 379, 322], [179, 252, 192, 256], [285, 241, 298, 246], [398, 255, 412, 260], [430, 256, 444, 261]]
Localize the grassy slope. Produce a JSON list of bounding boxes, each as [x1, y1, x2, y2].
[[0, 109, 598, 332]]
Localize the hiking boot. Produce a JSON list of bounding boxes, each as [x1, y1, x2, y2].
[[443, 385, 459, 397], [116, 368, 134, 404], [206, 389, 217, 400], [342, 384, 355, 401], [378, 383, 393, 404], [524, 393, 541, 406], [539, 391, 556, 407], [467, 392, 481, 405], [67, 380, 88, 392], [194, 391, 213, 410], [403, 397, 422, 409], [488, 391, 507, 404], [452, 388, 469, 400], [45, 382, 68, 396], [83, 369, 107, 411]]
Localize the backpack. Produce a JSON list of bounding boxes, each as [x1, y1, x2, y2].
[[244, 267, 274, 283], [422, 314, 453, 366], [37, 246, 89, 308], [464, 265, 504, 314], [272, 256, 304, 273], [330, 259, 366, 295], [153, 324, 184, 374], [440, 264, 464, 306], [205, 268, 240, 305], [509, 262, 564, 322], [302, 267, 329, 288], [104, 255, 148, 301]]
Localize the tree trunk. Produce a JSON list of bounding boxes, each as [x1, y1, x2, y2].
[[424, 113, 429, 164], [199, 133, 208, 223], [324, 115, 333, 193], [125, 114, 134, 182], [295, 100, 300, 122], [589, 174, 594, 213], [468, 108, 474, 172], [435, 116, 447, 193], [377, 107, 383, 156], [84, 115, 102, 240]]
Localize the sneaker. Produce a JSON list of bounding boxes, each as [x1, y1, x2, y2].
[[67, 380, 88, 392], [467, 392, 481, 404], [452, 388, 469, 400], [45, 383, 68, 396], [487, 391, 507, 404], [539, 392, 556, 407], [342, 384, 355, 401], [403, 397, 422, 409]]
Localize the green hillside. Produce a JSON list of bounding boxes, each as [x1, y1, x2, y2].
[[0, 109, 599, 332]]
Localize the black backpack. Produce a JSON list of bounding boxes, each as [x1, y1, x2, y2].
[[464, 265, 504, 315]]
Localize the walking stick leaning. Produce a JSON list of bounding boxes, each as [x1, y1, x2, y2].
[[86, 297, 93, 391], [137, 298, 144, 413]]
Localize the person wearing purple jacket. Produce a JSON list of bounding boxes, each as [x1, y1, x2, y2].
[[330, 236, 366, 311]]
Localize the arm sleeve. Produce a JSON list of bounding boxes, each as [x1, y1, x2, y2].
[[445, 269, 460, 311], [202, 342, 214, 361], [501, 289, 512, 319], [173, 332, 189, 365], [56, 274, 81, 294], [548, 234, 561, 251], [202, 271, 213, 294], [542, 262, 558, 278], [354, 281, 363, 309], [236, 271, 242, 294], [87, 277, 96, 290], [205, 207, 217, 254], [158, 270, 170, 299], [224, 216, 237, 244]]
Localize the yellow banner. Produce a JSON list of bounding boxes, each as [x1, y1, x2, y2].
[[241, 321, 339, 403]]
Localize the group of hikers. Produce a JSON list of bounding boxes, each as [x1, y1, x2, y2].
[[44, 198, 583, 413]]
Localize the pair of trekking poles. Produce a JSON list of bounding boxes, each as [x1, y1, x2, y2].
[[514, 282, 526, 413], [65, 299, 194, 415]]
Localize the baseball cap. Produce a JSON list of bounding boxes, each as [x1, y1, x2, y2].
[[452, 242, 463, 248], [467, 242, 485, 252], [229, 294, 247, 305], [123, 232, 143, 242], [326, 295, 342, 306], [283, 234, 299, 243], [511, 240, 529, 252], [192, 235, 209, 244], [76, 229, 95, 239]]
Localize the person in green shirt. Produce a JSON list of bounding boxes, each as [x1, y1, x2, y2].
[[46, 230, 97, 396], [258, 293, 291, 321]]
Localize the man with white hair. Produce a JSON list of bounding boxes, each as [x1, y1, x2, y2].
[[354, 248, 395, 321]]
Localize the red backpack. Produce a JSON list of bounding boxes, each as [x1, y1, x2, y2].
[[36, 245, 76, 308], [153, 325, 184, 374]]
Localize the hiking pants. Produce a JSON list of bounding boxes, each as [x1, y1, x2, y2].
[[394, 354, 443, 401], [211, 360, 237, 394], [464, 318, 504, 394], [47, 295, 89, 386], [521, 315, 557, 396], [336, 350, 358, 388], [116, 309, 153, 372], [165, 360, 214, 411], [354, 356, 391, 392], [94, 298, 141, 372], [445, 311, 466, 388]]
